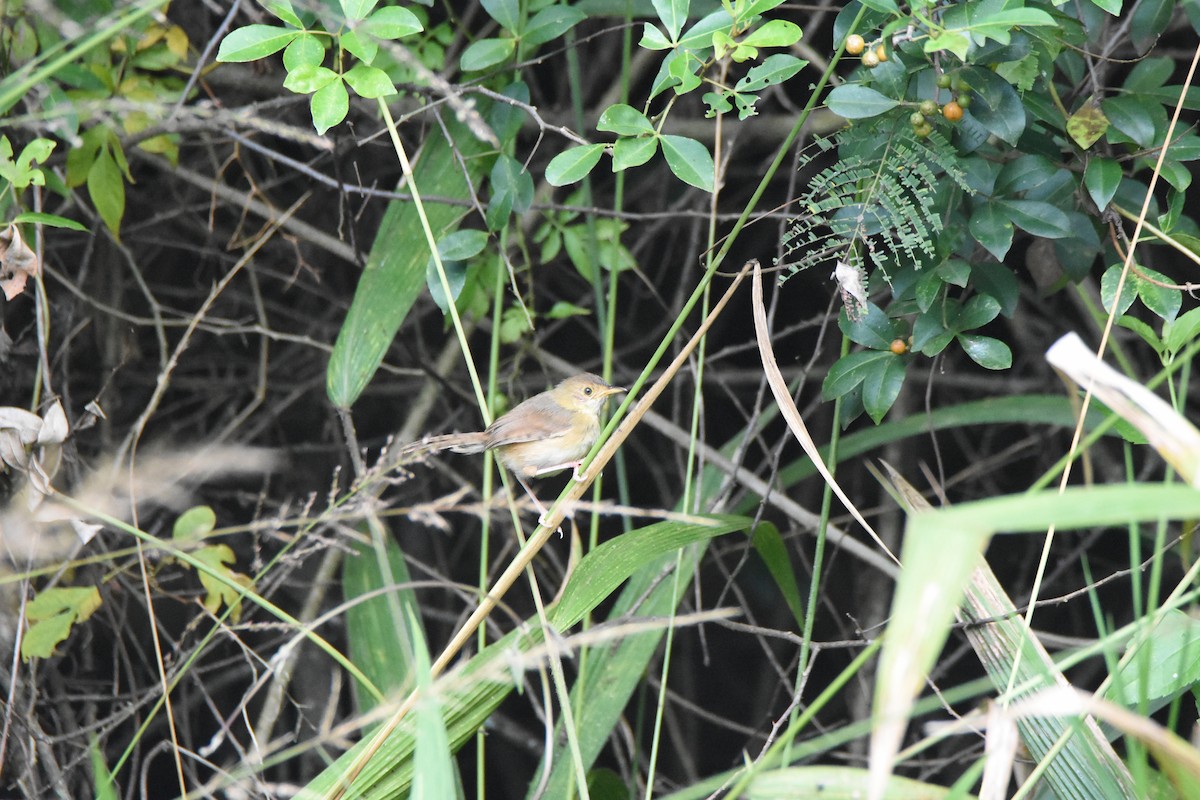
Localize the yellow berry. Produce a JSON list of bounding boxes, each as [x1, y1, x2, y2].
[[862, 50, 880, 68], [846, 34, 865, 55], [890, 338, 908, 355], [875, 44, 888, 62]]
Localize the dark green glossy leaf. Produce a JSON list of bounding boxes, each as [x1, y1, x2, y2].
[[960, 67, 1025, 145], [955, 294, 1001, 332], [1100, 265, 1139, 318], [1084, 158, 1122, 211], [839, 302, 896, 349], [1102, 95, 1157, 147], [970, 261, 1020, 317], [481, 0, 519, 32], [995, 199, 1073, 239], [524, 5, 585, 47], [823, 350, 894, 401], [826, 84, 899, 119], [958, 334, 1012, 369], [1136, 265, 1181, 323], [969, 203, 1013, 261], [863, 355, 906, 423]]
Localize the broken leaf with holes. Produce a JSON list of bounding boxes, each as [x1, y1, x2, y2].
[[21, 586, 102, 660]]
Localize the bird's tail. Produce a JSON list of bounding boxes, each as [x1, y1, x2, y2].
[[397, 432, 488, 464]]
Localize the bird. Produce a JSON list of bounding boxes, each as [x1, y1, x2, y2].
[[399, 373, 626, 519]]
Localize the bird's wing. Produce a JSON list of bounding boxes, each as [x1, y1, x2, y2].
[[483, 399, 573, 447]]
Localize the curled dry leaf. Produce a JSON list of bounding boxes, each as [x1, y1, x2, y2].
[[0, 224, 40, 300], [833, 259, 868, 321]]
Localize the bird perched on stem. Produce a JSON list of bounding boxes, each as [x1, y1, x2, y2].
[[400, 373, 625, 519]]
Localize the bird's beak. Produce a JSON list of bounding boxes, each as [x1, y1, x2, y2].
[[602, 384, 627, 398]]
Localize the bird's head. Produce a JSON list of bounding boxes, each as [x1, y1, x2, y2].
[[551, 373, 626, 414]]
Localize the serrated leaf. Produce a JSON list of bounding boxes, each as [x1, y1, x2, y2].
[[597, 104, 654, 136], [460, 37, 515, 72], [545, 143, 605, 186], [660, 135, 714, 191], [825, 84, 899, 119], [216, 25, 299, 62], [310, 78, 348, 134], [958, 334, 1012, 369]]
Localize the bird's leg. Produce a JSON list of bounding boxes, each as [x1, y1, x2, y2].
[[515, 475, 564, 533]]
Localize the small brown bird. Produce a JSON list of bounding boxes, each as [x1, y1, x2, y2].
[[402, 373, 625, 518]]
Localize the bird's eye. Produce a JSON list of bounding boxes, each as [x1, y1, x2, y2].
[[584, 387, 593, 395]]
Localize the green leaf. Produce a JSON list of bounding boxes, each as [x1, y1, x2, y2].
[[460, 37, 515, 72], [960, 67, 1025, 145], [482, 0, 520, 31], [822, 350, 894, 401], [193, 545, 252, 620], [612, 136, 658, 171], [1164, 307, 1200, 357], [545, 143, 605, 186], [341, 0, 379, 22], [740, 19, 803, 49], [651, 0, 688, 40], [487, 153, 532, 230], [524, 6, 585, 47], [1136, 265, 1181, 323], [339, 29, 377, 64], [11, 211, 86, 231], [22, 586, 102, 660], [955, 294, 1001, 332], [283, 64, 338, 93], [970, 261, 1020, 317], [995, 199, 1073, 239], [825, 84, 899, 119], [734, 54, 807, 93], [1102, 95, 1157, 148], [87, 148, 125, 238], [343, 64, 395, 98], [427, 243, 471, 312], [216, 25, 299, 62], [328, 117, 493, 406], [958, 334, 1012, 369], [310, 78, 349, 134], [283, 34, 325, 70], [343, 535, 421, 713], [173, 505, 217, 539], [261, 1, 303, 28], [969, 204, 1014, 261], [361, 6, 423, 39], [667, 50, 702, 94], [863, 354, 906, 423], [597, 104, 654, 136], [660, 135, 714, 192], [92, 737, 117, 800], [546, 301, 591, 319], [1084, 158, 1122, 211], [1100, 265, 1138, 318], [924, 30, 971, 60], [751, 523, 804, 628], [1090, 0, 1122, 14], [639, 23, 673, 50], [839, 302, 896, 349]]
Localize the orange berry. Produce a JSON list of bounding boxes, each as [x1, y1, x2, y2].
[[845, 34, 865, 55], [890, 338, 908, 355], [942, 100, 964, 122], [875, 44, 888, 62]]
